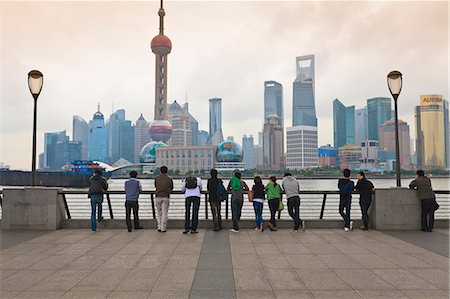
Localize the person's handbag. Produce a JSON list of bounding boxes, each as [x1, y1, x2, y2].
[[217, 180, 228, 202], [248, 190, 254, 202], [277, 199, 284, 212], [432, 199, 440, 211]]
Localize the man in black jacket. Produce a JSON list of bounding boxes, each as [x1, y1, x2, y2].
[[88, 169, 108, 232], [355, 171, 374, 231], [338, 169, 354, 232]]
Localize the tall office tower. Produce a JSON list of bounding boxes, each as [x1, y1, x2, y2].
[[359, 140, 379, 169], [44, 130, 69, 169], [264, 81, 284, 127], [182, 102, 199, 146], [207, 98, 224, 145], [133, 114, 150, 163], [148, 0, 172, 143], [55, 140, 82, 169], [198, 130, 209, 146], [379, 119, 412, 170], [254, 145, 263, 167], [333, 99, 355, 149], [262, 115, 284, 170], [286, 125, 318, 170], [107, 109, 134, 164], [355, 107, 368, 146], [242, 135, 256, 169], [293, 55, 317, 127], [72, 115, 89, 160], [168, 101, 191, 147], [367, 97, 391, 141], [415, 95, 448, 169], [88, 105, 108, 163]]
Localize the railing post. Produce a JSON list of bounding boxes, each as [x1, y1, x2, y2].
[[205, 193, 208, 220], [62, 193, 71, 219], [106, 193, 114, 219], [225, 194, 229, 220], [320, 194, 327, 219], [150, 193, 156, 219]]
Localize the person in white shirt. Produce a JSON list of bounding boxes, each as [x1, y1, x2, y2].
[[181, 176, 202, 234]]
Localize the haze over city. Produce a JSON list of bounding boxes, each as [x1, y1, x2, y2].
[[1, 0, 448, 170]]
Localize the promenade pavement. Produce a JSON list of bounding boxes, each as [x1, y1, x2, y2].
[[0, 228, 448, 299]]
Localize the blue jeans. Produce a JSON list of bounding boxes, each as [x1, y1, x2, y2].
[[253, 201, 263, 228], [231, 198, 244, 230], [185, 196, 200, 231], [339, 196, 352, 228], [90, 195, 103, 231]]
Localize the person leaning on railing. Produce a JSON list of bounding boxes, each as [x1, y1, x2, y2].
[[227, 171, 249, 233], [124, 171, 143, 232], [207, 168, 224, 232], [265, 176, 282, 231], [181, 175, 202, 234], [88, 169, 108, 233], [154, 166, 173, 233], [409, 170, 439, 232], [282, 173, 305, 232], [354, 171, 374, 231]]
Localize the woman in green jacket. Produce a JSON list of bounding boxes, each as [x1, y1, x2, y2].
[[265, 176, 282, 231]]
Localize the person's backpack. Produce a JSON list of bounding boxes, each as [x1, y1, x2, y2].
[[185, 176, 198, 189], [217, 179, 228, 202], [339, 180, 353, 194]]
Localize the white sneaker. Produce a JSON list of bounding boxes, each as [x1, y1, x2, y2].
[[230, 229, 239, 233], [344, 227, 350, 232], [350, 221, 353, 231]]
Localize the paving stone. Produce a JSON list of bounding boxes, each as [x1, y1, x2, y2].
[[373, 269, 438, 290], [61, 290, 111, 298], [191, 269, 234, 291], [29, 254, 79, 270], [166, 254, 200, 270], [316, 254, 364, 269], [231, 254, 263, 270], [72, 269, 129, 291], [236, 290, 275, 299], [259, 255, 292, 269], [99, 254, 142, 270], [30, 269, 92, 291], [64, 254, 112, 270], [14, 291, 66, 298], [115, 269, 161, 291], [273, 290, 314, 299], [355, 290, 408, 298], [349, 254, 397, 269], [409, 268, 450, 290], [311, 290, 362, 298], [285, 254, 329, 270], [233, 269, 272, 291], [148, 290, 190, 299], [190, 290, 236, 299], [0, 270, 54, 291], [107, 291, 150, 299], [265, 269, 307, 290], [400, 289, 450, 298], [296, 269, 351, 290], [153, 269, 196, 291], [334, 269, 395, 290]]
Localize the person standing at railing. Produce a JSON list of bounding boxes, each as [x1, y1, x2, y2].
[[251, 176, 265, 232], [338, 169, 354, 232], [227, 171, 249, 233], [265, 176, 282, 231], [154, 166, 173, 233], [88, 169, 108, 233], [409, 170, 439, 232], [354, 171, 374, 231], [124, 171, 143, 232], [207, 168, 225, 231], [282, 173, 305, 232], [181, 175, 202, 234]]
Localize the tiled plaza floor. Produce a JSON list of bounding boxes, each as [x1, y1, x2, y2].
[[0, 228, 448, 298]]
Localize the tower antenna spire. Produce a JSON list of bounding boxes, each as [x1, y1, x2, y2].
[[97, 102, 100, 112], [159, 0, 165, 35]]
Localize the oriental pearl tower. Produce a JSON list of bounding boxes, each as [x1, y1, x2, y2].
[[148, 0, 172, 143]]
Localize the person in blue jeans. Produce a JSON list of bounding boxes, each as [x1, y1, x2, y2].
[[251, 176, 265, 231], [88, 169, 108, 232], [181, 176, 202, 234], [338, 168, 354, 232]]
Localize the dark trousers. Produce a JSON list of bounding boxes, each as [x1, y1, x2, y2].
[[185, 196, 200, 231], [339, 196, 352, 228], [125, 200, 140, 230], [268, 198, 280, 227], [231, 198, 244, 230], [210, 200, 222, 230], [90, 195, 103, 231], [421, 198, 435, 231], [287, 196, 301, 230], [359, 197, 372, 229]]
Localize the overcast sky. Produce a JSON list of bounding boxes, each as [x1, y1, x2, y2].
[[1, 0, 448, 170]]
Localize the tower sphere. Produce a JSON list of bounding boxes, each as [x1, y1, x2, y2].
[[151, 34, 172, 56], [149, 119, 173, 143]]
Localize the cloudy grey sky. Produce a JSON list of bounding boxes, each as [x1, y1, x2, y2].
[[1, 0, 448, 170]]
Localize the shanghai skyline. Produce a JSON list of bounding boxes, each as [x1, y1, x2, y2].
[[1, 0, 448, 170]]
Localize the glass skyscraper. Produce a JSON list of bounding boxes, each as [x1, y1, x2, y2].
[[333, 99, 355, 149], [88, 108, 108, 163], [72, 115, 89, 160], [242, 135, 256, 169], [107, 109, 134, 165], [264, 81, 284, 127], [44, 130, 69, 169], [292, 55, 317, 127], [355, 107, 368, 146], [367, 97, 391, 141], [207, 98, 224, 146]]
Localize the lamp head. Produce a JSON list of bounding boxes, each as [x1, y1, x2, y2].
[[28, 70, 43, 100], [387, 70, 402, 99]]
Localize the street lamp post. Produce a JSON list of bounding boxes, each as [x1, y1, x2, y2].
[[28, 70, 43, 186], [387, 70, 402, 187]]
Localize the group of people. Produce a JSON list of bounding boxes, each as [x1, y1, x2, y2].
[[87, 167, 438, 234]]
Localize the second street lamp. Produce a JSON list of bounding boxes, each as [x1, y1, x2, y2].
[[28, 70, 44, 186], [387, 70, 403, 187]]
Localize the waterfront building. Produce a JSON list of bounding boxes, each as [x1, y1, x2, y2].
[[415, 95, 448, 169], [379, 148, 395, 163], [261, 115, 284, 170], [207, 98, 224, 146], [264, 81, 284, 127], [338, 144, 361, 170], [379, 119, 412, 170], [318, 144, 337, 167], [168, 101, 191, 147], [198, 130, 208, 146], [367, 97, 391, 141], [293, 55, 317, 127], [88, 107, 108, 163], [155, 146, 215, 174], [254, 144, 263, 167], [242, 135, 256, 169], [286, 125, 318, 170], [133, 114, 151, 163], [182, 102, 199, 146], [215, 140, 245, 172], [44, 130, 69, 169], [55, 140, 82, 169], [355, 107, 368, 146], [359, 140, 379, 169], [107, 109, 134, 165], [333, 99, 355, 149], [72, 115, 89, 160]]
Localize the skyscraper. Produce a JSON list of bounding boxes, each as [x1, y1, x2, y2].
[[333, 99, 355, 149], [55, 140, 82, 169], [198, 130, 209, 146], [133, 114, 150, 163], [355, 107, 368, 146], [168, 101, 191, 147], [207, 98, 224, 146], [292, 55, 317, 127], [415, 95, 448, 169], [242, 135, 256, 169], [44, 130, 69, 169], [379, 119, 411, 170], [367, 97, 391, 141], [262, 115, 283, 170], [72, 115, 89, 160], [264, 81, 284, 127], [182, 102, 199, 146], [107, 109, 134, 164], [286, 126, 318, 170], [88, 106, 108, 163]]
